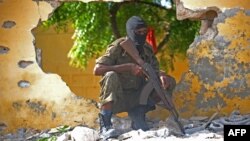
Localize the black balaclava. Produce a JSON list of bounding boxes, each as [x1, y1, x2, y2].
[[126, 16, 147, 54]]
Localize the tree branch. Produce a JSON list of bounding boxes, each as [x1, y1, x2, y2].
[[109, 3, 122, 39], [109, 0, 172, 43], [156, 32, 170, 53]]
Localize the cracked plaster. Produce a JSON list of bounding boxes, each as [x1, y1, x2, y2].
[[0, 0, 99, 133], [174, 0, 250, 117]]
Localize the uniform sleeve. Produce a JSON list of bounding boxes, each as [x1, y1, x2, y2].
[[96, 45, 121, 65]]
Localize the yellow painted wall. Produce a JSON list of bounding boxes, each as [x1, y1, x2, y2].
[[182, 0, 250, 10], [33, 25, 188, 101], [1, 0, 250, 133], [174, 0, 250, 117], [33, 24, 189, 119], [33, 26, 101, 101], [0, 0, 98, 134]]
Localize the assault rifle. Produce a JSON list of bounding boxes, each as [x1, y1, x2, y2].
[[120, 38, 185, 134]]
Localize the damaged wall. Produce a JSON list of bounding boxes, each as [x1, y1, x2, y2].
[[1, 0, 250, 134], [33, 25, 101, 101], [174, 0, 250, 117], [0, 0, 99, 133]]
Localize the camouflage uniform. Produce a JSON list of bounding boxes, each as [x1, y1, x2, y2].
[[96, 38, 176, 114]]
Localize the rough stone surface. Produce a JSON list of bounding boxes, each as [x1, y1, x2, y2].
[[1, 0, 250, 135], [245, 10, 250, 16], [6, 114, 249, 141], [175, 6, 250, 117], [213, 13, 227, 24], [1, 110, 249, 140], [69, 127, 99, 141], [0, 0, 99, 134], [224, 8, 240, 18], [176, 0, 220, 20]]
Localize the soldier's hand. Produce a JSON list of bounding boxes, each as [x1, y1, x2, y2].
[[131, 64, 143, 76]]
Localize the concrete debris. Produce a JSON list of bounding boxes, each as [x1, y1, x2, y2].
[[190, 116, 208, 121], [59, 126, 99, 141], [0, 123, 7, 132], [2, 111, 250, 140]]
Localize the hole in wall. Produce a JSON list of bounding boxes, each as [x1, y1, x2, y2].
[[0, 45, 9, 54], [32, 22, 95, 99], [2, 20, 16, 29], [31, 1, 202, 101], [35, 47, 42, 68], [12, 101, 22, 111], [26, 100, 46, 114], [18, 80, 31, 88], [18, 60, 34, 69]]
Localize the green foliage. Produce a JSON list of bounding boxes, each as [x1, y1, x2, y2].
[[43, 1, 200, 71], [158, 10, 200, 72], [56, 125, 71, 133], [37, 136, 57, 141], [36, 125, 71, 141], [116, 2, 169, 37], [43, 2, 113, 68]]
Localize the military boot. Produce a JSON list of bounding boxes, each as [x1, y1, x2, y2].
[[128, 105, 155, 131], [99, 110, 120, 140]]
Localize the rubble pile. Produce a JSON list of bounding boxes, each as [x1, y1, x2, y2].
[[1, 111, 249, 141]]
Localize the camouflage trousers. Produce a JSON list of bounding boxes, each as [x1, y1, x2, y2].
[[99, 71, 176, 114]]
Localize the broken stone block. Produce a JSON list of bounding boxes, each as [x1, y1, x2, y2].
[[70, 126, 99, 141]]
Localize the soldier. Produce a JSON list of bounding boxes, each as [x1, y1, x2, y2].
[[93, 16, 176, 139]]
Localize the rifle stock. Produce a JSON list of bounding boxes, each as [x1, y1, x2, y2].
[[120, 38, 185, 134], [119, 38, 144, 66]]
